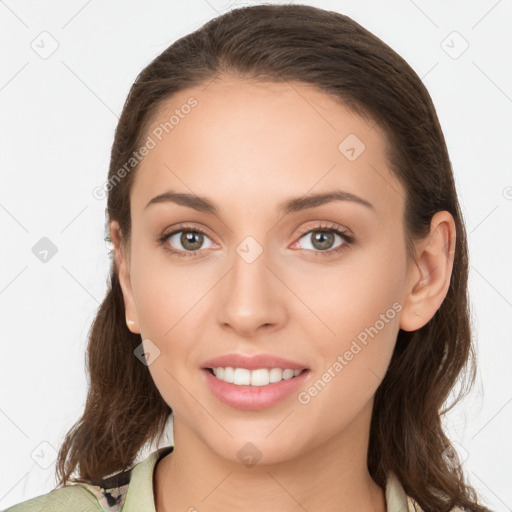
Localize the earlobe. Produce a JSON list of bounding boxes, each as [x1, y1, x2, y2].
[[109, 220, 141, 335], [399, 211, 456, 332]]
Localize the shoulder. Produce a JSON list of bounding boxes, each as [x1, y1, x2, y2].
[[1, 484, 105, 511], [407, 495, 471, 512], [387, 472, 468, 512], [2, 466, 131, 512], [2, 445, 174, 512]]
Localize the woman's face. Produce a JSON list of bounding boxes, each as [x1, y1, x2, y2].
[[114, 75, 419, 464]]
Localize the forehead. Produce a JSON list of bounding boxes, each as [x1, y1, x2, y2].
[[131, 75, 405, 221]]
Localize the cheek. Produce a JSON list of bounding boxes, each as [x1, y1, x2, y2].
[[300, 310, 398, 431], [297, 242, 403, 390], [130, 245, 208, 335], [293, 243, 404, 334], [129, 249, 214, 390]]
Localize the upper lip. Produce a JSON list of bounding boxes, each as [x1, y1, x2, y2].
[[201, 353, 309, 371]]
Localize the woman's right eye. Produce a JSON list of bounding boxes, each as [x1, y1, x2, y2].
[[159, 227, 214, 258]]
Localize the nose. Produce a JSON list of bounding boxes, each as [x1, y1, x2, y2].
[[216, 248, 287, 338]]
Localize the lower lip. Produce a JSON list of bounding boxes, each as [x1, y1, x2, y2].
[[201, 368, 310, 410]]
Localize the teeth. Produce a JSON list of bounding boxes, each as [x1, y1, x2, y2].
[[211, 367, 304, 386]]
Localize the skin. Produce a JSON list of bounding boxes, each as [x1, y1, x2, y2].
[[110, 74, 456, 512]]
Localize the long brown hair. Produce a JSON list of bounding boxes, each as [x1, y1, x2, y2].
[[55, 4, 490, 511]]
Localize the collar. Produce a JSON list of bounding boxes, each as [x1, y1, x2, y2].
[[71, 444, 417, 511]]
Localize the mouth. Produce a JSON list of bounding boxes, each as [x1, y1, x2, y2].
[[201, 366, 311, 410]]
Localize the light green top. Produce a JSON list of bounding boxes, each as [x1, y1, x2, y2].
[[1, 445, 436, 511]]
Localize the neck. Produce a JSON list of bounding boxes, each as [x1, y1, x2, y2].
[[154, 403, 386, 512]]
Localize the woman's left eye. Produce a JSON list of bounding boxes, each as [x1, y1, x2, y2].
[[158, 222, 354, 258], [294, 224, 354, 256]]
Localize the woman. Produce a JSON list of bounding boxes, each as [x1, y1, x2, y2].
[[4, 3, 491, 512]]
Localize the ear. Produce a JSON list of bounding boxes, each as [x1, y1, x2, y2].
[[109, 220, 140, 334], [399, 211, 456, 332]]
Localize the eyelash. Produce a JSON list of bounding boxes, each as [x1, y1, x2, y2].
[[158, 222, 354, 259]]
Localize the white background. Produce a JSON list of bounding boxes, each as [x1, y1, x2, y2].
[[1, 0, 511, 510]]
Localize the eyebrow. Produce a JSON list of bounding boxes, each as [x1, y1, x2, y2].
[[144, 189, 375, 215]]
